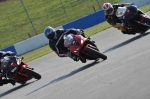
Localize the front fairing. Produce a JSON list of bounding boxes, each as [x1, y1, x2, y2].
[[70, 35, 87, 55], [64, 34, 87, 56], [116, 6, 127, 18], [1, 56, 32, 81]]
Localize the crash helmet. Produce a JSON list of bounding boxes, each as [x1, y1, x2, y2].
[[44, 26, 57, 39], [102, 2, 114, 15]]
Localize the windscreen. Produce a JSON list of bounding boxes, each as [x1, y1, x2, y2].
[[64, 34, 74, 47], [116, 7, 127, 17]]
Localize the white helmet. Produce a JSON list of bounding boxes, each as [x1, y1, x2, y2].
[[102, 3, 114, 15]]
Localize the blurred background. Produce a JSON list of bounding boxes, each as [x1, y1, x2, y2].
[[0, 0, 121, 49]]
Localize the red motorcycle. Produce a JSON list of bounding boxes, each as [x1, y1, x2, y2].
[[1, 56, 41, 84], [56, 33, 107, 62]]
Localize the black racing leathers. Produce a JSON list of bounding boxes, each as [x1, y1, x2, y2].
[[48, 29, 85, 57], [105, 3, 137, 34]]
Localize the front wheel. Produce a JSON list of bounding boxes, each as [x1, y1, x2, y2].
[[85, 47, 107, 60], [23, 68, 41, 80]]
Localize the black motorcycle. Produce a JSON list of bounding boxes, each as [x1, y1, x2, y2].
[[116, 4, 150, 34]]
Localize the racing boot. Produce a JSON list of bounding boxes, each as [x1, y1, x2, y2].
[[122, 30, 136, 35], [79, 57, 86, 63], [9, 80, 16, 86], [0, 79, 15, 86], [4, 79, 16, 86]]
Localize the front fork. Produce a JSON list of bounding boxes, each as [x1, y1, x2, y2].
[[18, 64, 33, 77], [83, 39, 99, 52]]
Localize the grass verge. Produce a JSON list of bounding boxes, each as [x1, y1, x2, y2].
[[20, 3, 150, 62], [0, 0, 121, 48]]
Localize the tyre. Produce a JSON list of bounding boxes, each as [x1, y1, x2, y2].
[[145, 16, 150, 26], [86, 47, 107, 60], [23, 68, 41, 80]]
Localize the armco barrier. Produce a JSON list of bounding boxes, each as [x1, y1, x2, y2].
[[62, 10, 105, 30], [14, 33, 48, 55], [13, 26, 63, 55]]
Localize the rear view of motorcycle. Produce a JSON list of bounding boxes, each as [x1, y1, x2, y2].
[[0, 56, 41, 85], [56, 32, 107, 63], [116, 4, 150, 34]]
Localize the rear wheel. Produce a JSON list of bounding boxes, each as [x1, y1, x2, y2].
[[86, 47, 107, 60], [23, 68, 41, 80]]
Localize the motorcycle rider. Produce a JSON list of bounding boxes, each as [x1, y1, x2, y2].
[[0, 51, 16, 86], [44, 26, 87, 63], [102, 2, 149, 34]]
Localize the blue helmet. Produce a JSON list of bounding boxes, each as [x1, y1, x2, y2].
[[44, 26, 56, 39]]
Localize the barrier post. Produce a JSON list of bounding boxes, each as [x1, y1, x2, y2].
[[60, 0, 69, 22], [20, 0, 38, 35]]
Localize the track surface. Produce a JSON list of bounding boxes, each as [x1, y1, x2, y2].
[[1, 12, 150, 99]]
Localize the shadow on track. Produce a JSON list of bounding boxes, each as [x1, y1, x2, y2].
[[26, 60, 104, 96], [0, 81, 35, 98], [103, 32, 150, 53]]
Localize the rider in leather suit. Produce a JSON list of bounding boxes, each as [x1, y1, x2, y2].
[[0, 51, 16, 86], [44, 26, 87, 63], [102, 2, 148, 34]]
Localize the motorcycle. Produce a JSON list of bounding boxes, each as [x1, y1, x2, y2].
[[116, 4, 150, 34], [1, 56, 41, 85], [55, 32, 107, 63]]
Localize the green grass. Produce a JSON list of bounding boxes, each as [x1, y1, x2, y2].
[[140, 3, 150, 12], [19, 3, 150, 62], [0, 0, 121, 49]]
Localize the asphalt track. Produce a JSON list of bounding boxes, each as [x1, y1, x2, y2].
[[1, 12, 150, 99]]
